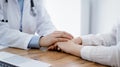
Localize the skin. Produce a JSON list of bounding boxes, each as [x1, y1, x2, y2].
[[48, 37, 83, 57], [56, 41, 83, 57], [72, 37, 82, 45], [39, 31, 73, 47]]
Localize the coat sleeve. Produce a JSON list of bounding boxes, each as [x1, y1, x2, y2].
[[81, 44, 120, 67], [0, 1, 33, 49], [81, 27, 117, 46], [35, 0, 56, 36]]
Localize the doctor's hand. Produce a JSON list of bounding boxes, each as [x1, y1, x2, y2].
[[39, 31, 73, 47]]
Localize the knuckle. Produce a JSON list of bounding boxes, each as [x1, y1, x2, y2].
[[62, 31, 65, 34]]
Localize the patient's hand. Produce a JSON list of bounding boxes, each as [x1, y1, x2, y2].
[[47, 40, 74, 51], [72, 37, 82, 45], [48, 37, 82, 51], [56, 41, 76, 53], [56, 41, 83, 57], [47, 44, 59, 51]]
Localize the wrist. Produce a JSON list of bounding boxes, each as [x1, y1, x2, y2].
[[70, 45, 83, 57], [39, 36, 44, 47]]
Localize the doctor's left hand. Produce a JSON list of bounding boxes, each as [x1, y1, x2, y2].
[[39, 31, 73, 47]]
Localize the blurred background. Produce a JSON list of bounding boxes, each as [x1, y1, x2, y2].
[[45, 0, 120, 37]]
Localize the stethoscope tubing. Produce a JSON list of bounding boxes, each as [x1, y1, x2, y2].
[[0, 0, 36, 23]]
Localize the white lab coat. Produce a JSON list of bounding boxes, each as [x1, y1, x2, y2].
[[81, 20, 120, 66], [0, 0, 56, 49]]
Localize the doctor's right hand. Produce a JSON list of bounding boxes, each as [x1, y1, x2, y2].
[[39, 31, 73, 47]]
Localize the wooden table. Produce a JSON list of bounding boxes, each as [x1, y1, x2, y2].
[[0, 48, 109, 67]]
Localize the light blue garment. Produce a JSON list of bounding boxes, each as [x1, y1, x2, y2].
[[28, 36, 40, 48], [18, 0, 24, 32], [18, 0, 40, 48], [18, 0, 24, 14]]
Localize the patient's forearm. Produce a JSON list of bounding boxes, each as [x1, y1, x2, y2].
[[69, 45, 83, 57]]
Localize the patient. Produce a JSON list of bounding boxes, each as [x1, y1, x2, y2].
[[48, 23, 120, 67]]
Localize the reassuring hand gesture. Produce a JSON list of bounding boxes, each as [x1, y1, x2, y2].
[[54, 41, 82, 57], [39, 31, 73, 47], [48, 37, 83, 51]]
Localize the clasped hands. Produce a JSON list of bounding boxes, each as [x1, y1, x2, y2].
[[39, 31, 83, 57]]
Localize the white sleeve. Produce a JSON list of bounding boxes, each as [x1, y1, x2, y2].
[[35, 0, 56, 36], [81, 27, 116, 46], [0, 2, 33, 49], [81, 44, 120, 67]]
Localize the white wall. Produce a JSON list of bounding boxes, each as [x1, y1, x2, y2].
[[45, 0, 81, 37], [81, 0, 120, 35], [91, 0, 120, 34], [81, 0, 91, 35]]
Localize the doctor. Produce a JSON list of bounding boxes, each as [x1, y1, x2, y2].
[[0, 0, 73, 49]]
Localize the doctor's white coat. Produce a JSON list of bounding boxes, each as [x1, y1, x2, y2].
[[0, 0, 56, 49]]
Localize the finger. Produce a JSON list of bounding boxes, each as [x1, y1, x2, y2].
[[54, 45, 58, 50], [50, 43, 60, 51], [48, 45, 56, 50], [55, 38, 69, 42], [54, 42, 61, 52], [48, 44, 58, 51], [54, 33, 72, 40], [57, 47, 61, 52], [52, 45, 58, 50], [63, 31, 73, 39], [47, 46, 54, 50], [53, 31, 73, 39], [47, 46, 53, 50]]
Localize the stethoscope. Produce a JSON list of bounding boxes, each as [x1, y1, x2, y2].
[[0, 0, 37, 23]]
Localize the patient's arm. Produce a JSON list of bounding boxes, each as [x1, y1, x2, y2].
[[56, 41, 120, 66]]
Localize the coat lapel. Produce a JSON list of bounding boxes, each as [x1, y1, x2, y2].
[[7, 0, 21, 30], [22, 0, 36, 33]]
